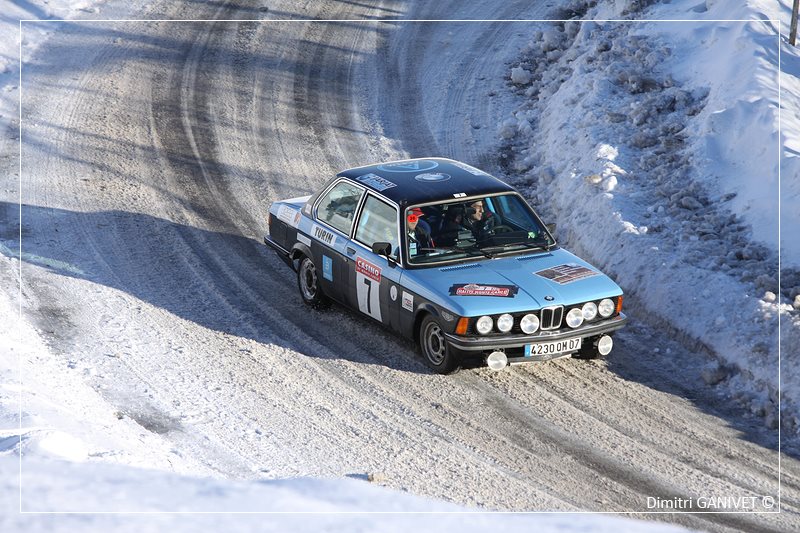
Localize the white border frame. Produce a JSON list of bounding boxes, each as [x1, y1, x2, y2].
[[15, 15, 783, 516]]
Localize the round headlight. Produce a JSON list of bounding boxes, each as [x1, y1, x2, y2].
[[496, 313, 514, 333], [598, 298, 615, 318], [582, 302, 598, 321], [476, 315, 494, 335], [566, 308, 584, 328], [520, 313, 539, 334]]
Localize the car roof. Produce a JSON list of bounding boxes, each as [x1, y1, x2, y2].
[[336, 157, 515, 207]]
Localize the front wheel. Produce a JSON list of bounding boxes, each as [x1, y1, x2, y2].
[[297, 255, 330, 309], [419, 315, 459, 374]]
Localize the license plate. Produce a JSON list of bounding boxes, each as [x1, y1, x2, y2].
[[525, 337, 582, 357]]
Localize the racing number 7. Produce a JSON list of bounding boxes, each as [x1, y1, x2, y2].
[[356, 270, 382, 321], [363, 277, 372, 314]]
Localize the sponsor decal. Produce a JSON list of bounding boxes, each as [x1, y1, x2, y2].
[[441, 310, 455, 322], [390, 285, 398, 301], [402, 291, 414, 312], [377, 160, 438, 173], [356, 257, 381, 282], [312, 224, 335, 246], [277, 205, 300, 228], [414, 172, 450, 182], [448, 283, 519, 298], [356, 173, 397, 192], [451, 161, 486, 176], [297, 233, 312, 247], [453, 192, 467, 198], [535, 263, 599, 284], [322, 255, 333, 281]]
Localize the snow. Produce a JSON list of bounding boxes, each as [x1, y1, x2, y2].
[[497, 0, 798, 432], [0, 259, 688, 530], [0, 0, 796, 527]]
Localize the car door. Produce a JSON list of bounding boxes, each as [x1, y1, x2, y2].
[[311, 179, 366, 304], [347, 193, 404, 333]]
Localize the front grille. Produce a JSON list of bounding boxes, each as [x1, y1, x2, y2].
[[539, 305, 564, 330]]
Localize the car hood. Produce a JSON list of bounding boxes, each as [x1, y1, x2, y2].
[[405, 248, 622, 316]]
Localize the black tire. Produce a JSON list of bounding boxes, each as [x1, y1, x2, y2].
[[573, 335, 607, 360], [296, 255, 330, 310], [418, 315, 459, 374]]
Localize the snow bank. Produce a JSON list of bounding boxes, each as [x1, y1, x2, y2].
[[498, 0, 798, 433]]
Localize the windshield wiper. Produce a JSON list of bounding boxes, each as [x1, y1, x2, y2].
[[479, 240, 551, 255], [473, 247, 496, 259]]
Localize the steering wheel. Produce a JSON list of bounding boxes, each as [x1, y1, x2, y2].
[[493, 224, 514, 233]]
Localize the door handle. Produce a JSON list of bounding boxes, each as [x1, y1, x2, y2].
[[346, 247, 356, 255]]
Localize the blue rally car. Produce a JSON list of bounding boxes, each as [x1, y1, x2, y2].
[[264, 158, 627, 373]]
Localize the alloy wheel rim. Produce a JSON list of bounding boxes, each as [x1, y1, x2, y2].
[[424, 322, 446, 365], [300, 260, 317, 300]]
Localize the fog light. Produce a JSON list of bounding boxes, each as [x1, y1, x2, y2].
[[486, 351, 508, 371], [597, 335, 613, 356]]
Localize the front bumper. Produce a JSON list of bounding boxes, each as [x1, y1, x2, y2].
[[444, 313, 627, 352]]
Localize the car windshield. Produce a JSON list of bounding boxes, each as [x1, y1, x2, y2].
[[404, 193, 555, 265]]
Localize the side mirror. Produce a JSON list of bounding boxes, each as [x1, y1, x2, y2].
[[372, 241, 392, 256], [371, 241, 397, 267], [546, 223, 557, 235]]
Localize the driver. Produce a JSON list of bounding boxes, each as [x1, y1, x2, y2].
[[464, 199, 495, 238], [406, 207, 434, 256]]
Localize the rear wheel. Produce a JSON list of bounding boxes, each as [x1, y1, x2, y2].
[[419, 315, 459, 374], [297, 255, 330, 309]]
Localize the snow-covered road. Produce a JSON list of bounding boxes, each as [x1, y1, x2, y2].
[[3, 0, 799, 530]]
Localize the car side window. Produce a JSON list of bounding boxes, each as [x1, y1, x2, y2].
[[495, 195, 526, 226], [316, 181, 365, 235], [354, 195, 399, 257]]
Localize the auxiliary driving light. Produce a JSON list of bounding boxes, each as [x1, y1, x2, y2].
[[597, 335, 613, 356], [582, 301, 598, 321], [520, 313, 539, 334], [476, 315, 493, 335], [566, 308, 584, 328], [598, 298, 615, 318], [497, 313, 514, 333], [486, 351, 508, 371]]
